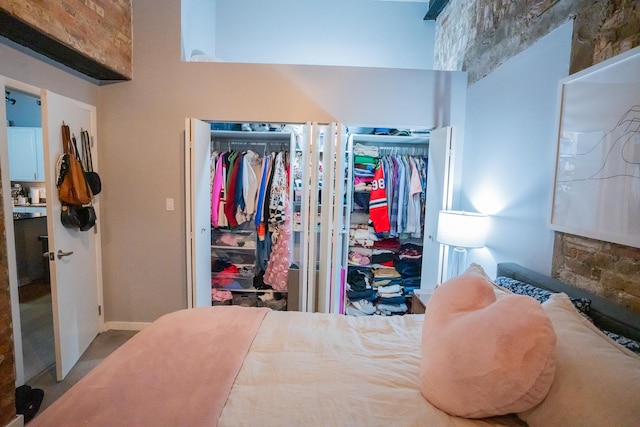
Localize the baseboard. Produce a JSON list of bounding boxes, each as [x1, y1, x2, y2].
[[103, 321, 151, 331], [5, 414, 24, 427]]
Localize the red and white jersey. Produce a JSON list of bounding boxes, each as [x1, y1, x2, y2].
[[369, 161, 390, 233]]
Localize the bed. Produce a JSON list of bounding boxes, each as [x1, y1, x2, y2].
[[30, 263, 640, 426]]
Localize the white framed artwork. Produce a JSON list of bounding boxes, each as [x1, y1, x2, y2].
[[550, 46, 640, 248]]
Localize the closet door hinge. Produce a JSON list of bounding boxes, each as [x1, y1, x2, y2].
[[98, 305, 102, 316]]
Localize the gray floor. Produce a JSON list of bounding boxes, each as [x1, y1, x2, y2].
[[19, 291, 55, 381], [19, 281, 137, 417], [28, 329, 137, 416]]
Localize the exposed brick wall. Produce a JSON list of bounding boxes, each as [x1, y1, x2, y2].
[[554, 234, 640, 311], [0, 193, 15, 424], [435, 0, 640, 311], [0, 0, 132, 80]]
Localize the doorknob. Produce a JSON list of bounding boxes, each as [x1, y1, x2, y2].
[[57, 250, 74, 259]]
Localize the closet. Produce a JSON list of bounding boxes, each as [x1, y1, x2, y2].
[[186, 120, 454, 314], [207, 124, 296, 310], [343, 131, 433, 316]]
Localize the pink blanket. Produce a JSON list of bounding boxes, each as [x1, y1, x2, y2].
[[30, 306, 269, 427]]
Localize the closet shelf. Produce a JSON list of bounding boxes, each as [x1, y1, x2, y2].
[[219, 288, 288, 294], [211, 130, 292, 141], [211, 245, 256, 251], [351, 133, 430, 145]]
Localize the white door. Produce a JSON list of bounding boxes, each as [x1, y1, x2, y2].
[[185, 118, 212, 308], [422, 127, 454, 288], [316, 123, 335, 313], [42, 90, 102, 380], [329, 124, 349, 314]]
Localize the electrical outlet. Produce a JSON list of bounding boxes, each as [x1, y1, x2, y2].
[[166, 198, 174, 211]]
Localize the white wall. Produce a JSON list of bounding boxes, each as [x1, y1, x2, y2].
[[97, 0, 465, 323], [460, 21, 573, 277], [184, 0, 434, 69], [181, 0, 217, 60]]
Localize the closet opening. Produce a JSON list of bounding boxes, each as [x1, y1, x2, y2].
[[187, 120, 451, 316], [187, 121, 308, 312]]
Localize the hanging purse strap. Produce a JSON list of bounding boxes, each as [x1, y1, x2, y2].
[[81, 130, 94, 172], [71, 134, 83, 166], [62, 123, 73, 155]]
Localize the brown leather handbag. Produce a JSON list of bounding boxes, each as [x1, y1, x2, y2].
[[58, 123, 93, 205]]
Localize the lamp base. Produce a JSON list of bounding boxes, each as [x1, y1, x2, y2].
[[449, 246, 467, 279]]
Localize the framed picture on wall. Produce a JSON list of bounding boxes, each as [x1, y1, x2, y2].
[[550, 45, 640, 249]]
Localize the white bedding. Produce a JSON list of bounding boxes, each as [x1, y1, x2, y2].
[[219, 311, 523, 426]]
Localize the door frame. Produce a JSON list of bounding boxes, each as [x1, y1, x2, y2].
[[0, 78, 28, 386]]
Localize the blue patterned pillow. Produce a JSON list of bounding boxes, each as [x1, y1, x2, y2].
[[495, 277, 591, 315], [602, 330, 640, 355], [495, 277, 553, 302]]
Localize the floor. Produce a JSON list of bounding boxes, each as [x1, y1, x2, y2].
[[18, 279, 55, 382], [28, 329, 137, 415], [18, 280, 137, 418]]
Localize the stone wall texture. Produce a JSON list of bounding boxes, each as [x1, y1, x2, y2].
[[0, 0, 132, 79], [436, 0, 640, 311]]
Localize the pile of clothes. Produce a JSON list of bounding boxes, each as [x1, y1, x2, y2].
[[345, 236, 424, 316]]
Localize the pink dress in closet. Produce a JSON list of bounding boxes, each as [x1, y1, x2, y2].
[[264, 153, 290, 291], [263, 198, 291, 291]]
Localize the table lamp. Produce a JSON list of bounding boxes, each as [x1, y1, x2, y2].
[[437, 210, 488, 279]]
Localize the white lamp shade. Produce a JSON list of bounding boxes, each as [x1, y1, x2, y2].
[[437, 210, 488, 248]]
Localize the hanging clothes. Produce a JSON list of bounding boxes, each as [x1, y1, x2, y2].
[[211, 152, 222, 228], [233, 152, 245, 225], [357, 153, 426, 237], [210, 143, 291, 292], [223, 152, 240, 229], [369, 160, 390, 233], [263, 151, 291, 290], [241, 150, 262, 222], [263, 196, 290, 291], [216, 153, 229, 228], [406, 157, 423, 238], [254, 153, 271, 231], [268, 151, 288, 230]]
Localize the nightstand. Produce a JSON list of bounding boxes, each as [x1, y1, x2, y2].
[[411, 289, 434, 314]]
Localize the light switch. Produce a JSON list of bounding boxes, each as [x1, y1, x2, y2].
[[166, 198, 174, 211]]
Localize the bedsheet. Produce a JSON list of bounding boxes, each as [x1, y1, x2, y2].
[[30, 305, 523, 426], [219, 311, 523, 426], [30, 306, 269, 427]]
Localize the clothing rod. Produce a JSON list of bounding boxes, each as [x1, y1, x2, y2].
[[211, 140, 289, 147], [377, 148, 428, 154], [354, 139, 429, 145]]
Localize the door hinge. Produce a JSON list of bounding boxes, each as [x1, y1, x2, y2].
[[98, 305, 102, 316]]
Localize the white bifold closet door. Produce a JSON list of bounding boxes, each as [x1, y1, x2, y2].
[[298, 122, 346, 313], [304, 123, 349, 314], [422, 127, 454, 288], [185, 118, 213, 308]]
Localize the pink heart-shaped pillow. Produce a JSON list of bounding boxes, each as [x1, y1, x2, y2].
[[420, 267, 556, 418]]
